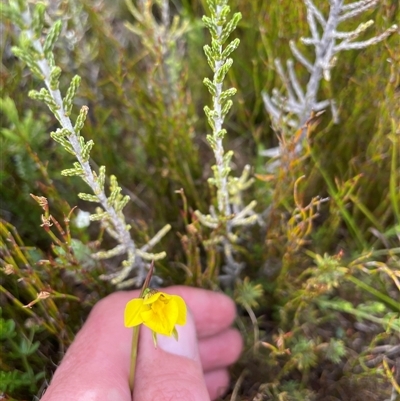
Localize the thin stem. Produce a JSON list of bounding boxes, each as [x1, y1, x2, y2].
[[243, 302, 260, 354], [389, 133, 400, 222], [51, 291, 81, 302], [128, 261, 154, 393], [309, 148, 368, 250], [0, 285, 57, 335], [346, 275, 400, 312], [129, 326, 140, 392]]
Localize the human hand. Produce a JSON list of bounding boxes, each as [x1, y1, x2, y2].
[[40, 286, 243, 401]]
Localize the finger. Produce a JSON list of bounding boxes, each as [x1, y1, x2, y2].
[[133, 311, 210, 401], [204, 369, 230, 401], [198, 328, 243, 372], [40, 291, 136, 401]]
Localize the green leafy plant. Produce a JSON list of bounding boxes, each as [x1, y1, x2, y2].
[[0, 310, 45, 394]]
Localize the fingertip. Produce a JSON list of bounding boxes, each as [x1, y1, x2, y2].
[[199, 328, 243, 372], [204, 369, 231, 401]]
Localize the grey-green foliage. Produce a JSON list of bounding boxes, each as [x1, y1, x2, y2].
[[195, 0, 258, 280], [261, 0, 398, 156], [4, 0, 171, 288]]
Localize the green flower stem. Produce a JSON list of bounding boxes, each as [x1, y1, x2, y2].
[[129, 325, 140, 392], [128, 262, 154, 393]]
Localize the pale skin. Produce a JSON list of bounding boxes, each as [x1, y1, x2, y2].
[[40, 286, 243, 401]]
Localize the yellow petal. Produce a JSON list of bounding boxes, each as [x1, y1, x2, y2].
[[141, 308, 173, 335], [124, 298, 145, 327], [164, 297, 180, 326], [125, 291, 188, 337], [172, 295, 187, 326]]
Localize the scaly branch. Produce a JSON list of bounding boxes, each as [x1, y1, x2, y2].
[[9, 2, 171, 287], [262, 0, 398, 158]]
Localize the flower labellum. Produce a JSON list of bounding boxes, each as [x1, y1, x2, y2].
[[124, 289, 187, 346]]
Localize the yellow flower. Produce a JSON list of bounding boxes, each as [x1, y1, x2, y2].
[[124, 289, 187, 341]]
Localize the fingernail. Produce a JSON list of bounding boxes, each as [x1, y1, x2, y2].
[[157, 318, 198, 360]]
